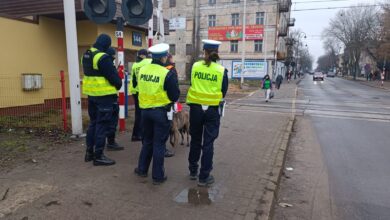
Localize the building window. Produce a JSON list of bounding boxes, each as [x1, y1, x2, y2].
[[256, 12, 265, 25], [208, 15, 216, 27], [209, 0, 216, 4], [186, 44, 193, 55], [169, 0, 176, 7], [231, 41, 238, 53], [232, 0, 240, 2], [169, 44, 176, 55], [231, 13, 240, 26], [254, 40, 263, 52]]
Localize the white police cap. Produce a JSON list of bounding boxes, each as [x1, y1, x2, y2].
[[148, 43, 169, 58], [202, 39, 222, 49]]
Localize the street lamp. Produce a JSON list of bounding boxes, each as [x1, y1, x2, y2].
[[295, 31, 307, 74]]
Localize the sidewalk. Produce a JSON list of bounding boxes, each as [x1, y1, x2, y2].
[[0, 82, 298, 220], [343, 76, 390, 91]]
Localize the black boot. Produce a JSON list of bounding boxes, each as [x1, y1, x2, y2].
[[84, 148, 95, 162], [153, 176, 167, 185], [93, 154, 116, 166], [198, 175, 215, 187], [84, 151, 94, 162], [106, 141, 124, 151]]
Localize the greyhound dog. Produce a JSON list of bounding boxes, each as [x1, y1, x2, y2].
[[170, 110, 190, 148]]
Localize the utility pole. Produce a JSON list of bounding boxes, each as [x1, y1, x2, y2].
[[263, 13, 267, 72], [148, 16, 153, 47], [273, 2, 280, 80], [63, 0, 83, 137], [116, 17, 125, 132], [157, 0, 165, 42], [240, 0, 247, 88]]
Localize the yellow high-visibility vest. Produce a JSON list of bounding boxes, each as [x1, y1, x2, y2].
[[130, 58, 152, 94], [82, 47, 117, 96], [186, 61, 224, 106], [138, 64, 171, 109]]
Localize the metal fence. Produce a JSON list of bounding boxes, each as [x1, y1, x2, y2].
[[0, 72, 72, 132], [0, 71, 140, 134]]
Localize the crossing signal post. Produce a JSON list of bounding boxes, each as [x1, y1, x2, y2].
[[83, 0, 117, 24], [84, 0, 153, 132], [122, 0, 153, 26]]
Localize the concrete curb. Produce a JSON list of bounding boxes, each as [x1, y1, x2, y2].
[[343, 77, 390, 91], [260, 116, 295, 220]]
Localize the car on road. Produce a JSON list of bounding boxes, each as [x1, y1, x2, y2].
[[327, 71, 336, 77], [313, 72, 324, 81]]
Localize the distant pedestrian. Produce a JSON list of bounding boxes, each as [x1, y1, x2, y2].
[[369, 72, 373, 81], [286, 70, 291, 83], [262, 74, 272, 102], [276, 74, 283, 90], [381, 70, 385, 87]]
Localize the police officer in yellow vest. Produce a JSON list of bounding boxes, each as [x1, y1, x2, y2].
[[82, 34, 122, 166], [187, 39, 229, 187], [134, 43, 180, 185], [130, 49, 152, 142]]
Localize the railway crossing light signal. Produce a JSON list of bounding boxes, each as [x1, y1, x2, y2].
[[122, 0, 153, 26], [84, 0, 117, 24]]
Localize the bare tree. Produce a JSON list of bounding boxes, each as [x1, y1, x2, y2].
[[375, 4, 390, 75], [323, 5, 381, 79], [317, 52, 335, 72], [299, 48, 314, 71]]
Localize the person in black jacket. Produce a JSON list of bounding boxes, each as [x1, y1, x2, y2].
[[82, 34, 122, 166], [105, 47, 124, 151]]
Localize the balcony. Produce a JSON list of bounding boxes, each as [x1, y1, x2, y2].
[[279, 0, 292, 13], [278, 25, 288, 37], [288, 18, 295, 27]]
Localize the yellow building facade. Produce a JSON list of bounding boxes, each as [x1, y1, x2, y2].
[[0, 16, 147, 109]]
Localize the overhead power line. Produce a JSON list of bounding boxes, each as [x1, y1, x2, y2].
[[292, 4, 382, 11], [293, 0, 349, 4]]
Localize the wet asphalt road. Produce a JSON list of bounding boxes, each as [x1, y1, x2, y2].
[[298, 76, 390, 220]]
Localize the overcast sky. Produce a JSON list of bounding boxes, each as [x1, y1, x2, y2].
[[291, 0, 382, 67]]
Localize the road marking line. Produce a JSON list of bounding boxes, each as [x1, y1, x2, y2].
[[292, 86, 298, 119], [310, 114, 390, 123]]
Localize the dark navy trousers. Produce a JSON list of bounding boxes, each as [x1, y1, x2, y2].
[[132, 94, 143, 139], [86, 96, 116, 156], [188, 105, 221, 180], [137, 108, 171, 181], [106, 101, 119, 144]]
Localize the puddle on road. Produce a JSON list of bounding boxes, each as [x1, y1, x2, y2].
[[174, 187, 220, 205]]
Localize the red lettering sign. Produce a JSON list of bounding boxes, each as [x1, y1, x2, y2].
[[208, 25, 264, 41]]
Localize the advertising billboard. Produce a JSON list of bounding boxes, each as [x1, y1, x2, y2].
[[232, 60, 268, 79], [208, 25, 264, 41]]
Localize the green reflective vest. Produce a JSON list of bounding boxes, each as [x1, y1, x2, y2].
[[186, 61, 224, 106], [130, 58, 152, 94], [263, 80, 271, 89], [138, 64, 171, 109], [82, 47, 118, 96]]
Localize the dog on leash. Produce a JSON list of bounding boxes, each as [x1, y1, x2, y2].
[[170, 110, 190, 148]]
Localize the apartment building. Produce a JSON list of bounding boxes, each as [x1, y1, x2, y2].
[[163, 0, 294, 80]]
